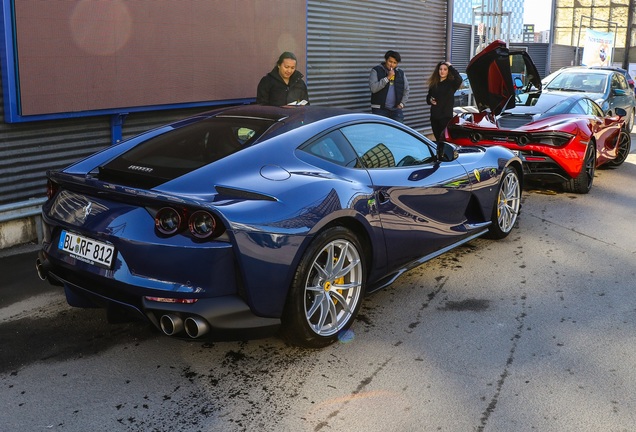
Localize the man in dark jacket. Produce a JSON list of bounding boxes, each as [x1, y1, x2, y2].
[[256, 52, 309, 106], [369, 50, 410, 123]]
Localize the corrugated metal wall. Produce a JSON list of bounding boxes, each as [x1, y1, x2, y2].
[[550, 44, 577, 73], [306, 0, 448, 131], [450, 23, 474, 73], [510, 43, 550, 79], [0, 74, 206, 208], [0, 83, 111, 206]]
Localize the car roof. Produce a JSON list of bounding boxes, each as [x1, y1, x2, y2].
[[588, 65, 628, 74], [205, 104, 353, 123], [557, 66, 613, 75]]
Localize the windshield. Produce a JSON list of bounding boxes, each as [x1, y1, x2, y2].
[[503, 92, 569, 115], [98, 117, 275, 188], [545, 72, 607, 93]]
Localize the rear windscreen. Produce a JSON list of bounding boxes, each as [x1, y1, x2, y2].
[[98, 117, 275, 189]]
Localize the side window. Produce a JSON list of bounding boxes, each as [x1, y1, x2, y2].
[[545, 99, 571, 115], [460, 76, 470, 90], [340, 123, 435, 169], [235, 127, 256, 145], [611, 74, 627, 90], [571, 100, 587, 115], [587, 99, 604, 117], [300, 130, 358, 167]]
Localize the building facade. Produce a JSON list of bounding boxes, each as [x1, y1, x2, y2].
[[553, 0, 636, 67], [453, 0, 526, 42], [553, 0, 633, 49]]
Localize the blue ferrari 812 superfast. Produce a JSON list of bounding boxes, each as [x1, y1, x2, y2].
[[37, 105, 522, 347]]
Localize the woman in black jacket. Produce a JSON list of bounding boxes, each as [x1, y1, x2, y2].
[[426, 61, 462, 141], [256, 52, 309, 106]]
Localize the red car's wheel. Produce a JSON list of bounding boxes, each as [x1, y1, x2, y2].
[[608, 130, 631, 167], [564, 142, 595, 194]]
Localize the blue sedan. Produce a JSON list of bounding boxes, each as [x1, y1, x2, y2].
[[37, 105, 522, 347]]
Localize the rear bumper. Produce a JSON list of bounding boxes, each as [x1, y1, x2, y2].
[[518, 151, 573, 183], [38, 250, 281, 339]]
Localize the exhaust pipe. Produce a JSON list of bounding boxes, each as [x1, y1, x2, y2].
[[36, 258, 48, 281], [184, 316, 210, 338], [160, 314, 184, 336]]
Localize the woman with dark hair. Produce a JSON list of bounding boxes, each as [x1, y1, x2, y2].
[[426, 61, 462, 141], [256, 52, 309, 106]]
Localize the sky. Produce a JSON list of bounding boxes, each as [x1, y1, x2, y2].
[[523, 0, 552, 32]]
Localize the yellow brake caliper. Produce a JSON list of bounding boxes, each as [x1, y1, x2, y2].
[[328, 255, 345, 305]]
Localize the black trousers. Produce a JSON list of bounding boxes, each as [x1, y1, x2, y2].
[[431, 116, 452, 141]]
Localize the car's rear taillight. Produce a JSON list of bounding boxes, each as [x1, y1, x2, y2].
[[188, 210, 216, 239], [46, 179, 59, 199], [145, 296, 198, 304], [155, 207, 185, 235], [529, 132, 574, 147], [154, 207, 225, 240]]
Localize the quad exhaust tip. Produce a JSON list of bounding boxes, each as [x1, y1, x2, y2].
[[160, 314, 184, 336], [160, 314, 210, 338], [184, 316, 210, 338], [35, 258, 48, 281]]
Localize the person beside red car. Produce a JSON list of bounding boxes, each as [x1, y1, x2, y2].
[[426, 61, 462, 141]]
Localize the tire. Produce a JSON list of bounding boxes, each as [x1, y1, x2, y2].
[[564, 142, 595, 194], [485, 166, 521, 240], [281, 227, 365, 348], [607, 130, 631, 167]]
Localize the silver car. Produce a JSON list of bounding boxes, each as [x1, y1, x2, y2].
[[542, 67, 636, 131], [453, 73, 472, 107]]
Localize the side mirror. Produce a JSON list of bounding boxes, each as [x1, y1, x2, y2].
[[613, 88, 627, 96], [436, 141, 459, 162]]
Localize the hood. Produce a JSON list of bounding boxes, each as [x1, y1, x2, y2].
[[467, 40, 542, 115]]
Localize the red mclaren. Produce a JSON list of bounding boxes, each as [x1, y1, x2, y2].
[[444, 40, 631, 193]]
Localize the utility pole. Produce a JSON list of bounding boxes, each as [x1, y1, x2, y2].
[[623, 0, 634, 69]]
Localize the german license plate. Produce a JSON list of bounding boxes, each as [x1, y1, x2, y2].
[[58, 230, 115, 269]]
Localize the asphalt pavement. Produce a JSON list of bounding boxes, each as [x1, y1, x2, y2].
[[1, 131, 636, 431], [0, 247, 45, 307]]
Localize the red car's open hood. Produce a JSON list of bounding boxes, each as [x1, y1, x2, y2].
[[466, 40, 542, 115]]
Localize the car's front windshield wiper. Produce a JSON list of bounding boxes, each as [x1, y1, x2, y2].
[[546, 87, 586, 92]]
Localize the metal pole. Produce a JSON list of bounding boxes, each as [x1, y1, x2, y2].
[[546, 0, 556, 75], [470, 8, 476, 58], [575, 15, 583, 65], [623, 1, 634, 69], [447, 0, 453, 61]]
